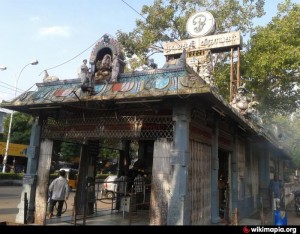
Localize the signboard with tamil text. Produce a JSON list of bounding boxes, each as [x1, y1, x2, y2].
[[163, 31, 242, 55]]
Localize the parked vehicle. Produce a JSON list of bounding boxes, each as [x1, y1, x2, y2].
[[60, 168, 78, 191], [101, 175, 118, 199], [294, 190, 300, 216]]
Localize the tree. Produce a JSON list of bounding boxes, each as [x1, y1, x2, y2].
[[242, 0, 300, 118], [270, 113, 300, 177], [214, 1, 300, 170], [58, 139, 120, 171], [116, 0, 265, 70], [2, 112, 33, 145], [59, 141, 81, 162]]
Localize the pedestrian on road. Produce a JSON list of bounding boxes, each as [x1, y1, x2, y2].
[[48, 169, 69, 218], [269, 173, 283, 211]]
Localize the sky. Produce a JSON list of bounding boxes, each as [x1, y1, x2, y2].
[[0, 0, 294, 102]]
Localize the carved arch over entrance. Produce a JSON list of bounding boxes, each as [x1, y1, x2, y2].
[[89, 34, 125, 84], [89, 34, 125, 68]]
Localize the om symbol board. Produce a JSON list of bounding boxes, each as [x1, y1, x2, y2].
[[186, 11, 216, 37]]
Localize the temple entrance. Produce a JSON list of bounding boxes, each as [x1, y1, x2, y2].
[[43, 108, 166, 219]]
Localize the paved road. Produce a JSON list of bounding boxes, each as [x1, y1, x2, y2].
[[0, 185, 113, 224], [0, 186, 22, 223], [0, 186, 79, 223], [1, 185, 300, 225]]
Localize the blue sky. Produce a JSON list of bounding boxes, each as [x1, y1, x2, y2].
[[0, 0, 293, 102]]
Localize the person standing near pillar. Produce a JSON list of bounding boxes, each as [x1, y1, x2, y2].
[[48, 169, 69, 218]]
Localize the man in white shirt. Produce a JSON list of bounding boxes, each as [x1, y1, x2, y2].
[[48, 169, 69, 218]]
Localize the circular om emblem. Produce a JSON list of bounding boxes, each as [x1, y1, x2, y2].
[[186, 11, 216, 37]]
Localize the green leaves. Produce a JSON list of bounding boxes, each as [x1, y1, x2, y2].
[[3, 112, 32, 145], [242, 1, 300, 117], [117, 0, 266, 70]]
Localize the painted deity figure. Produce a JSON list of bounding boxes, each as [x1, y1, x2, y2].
[[95, 54, 112, 82]]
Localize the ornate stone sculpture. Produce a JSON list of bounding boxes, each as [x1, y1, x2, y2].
[[186, 49, 215, 86], [79, 59, 90, 85], [43, 70, 59, 83], [230, 85, 263, 125], [95, 54, 112, 83], [230, 85, 251, 116]]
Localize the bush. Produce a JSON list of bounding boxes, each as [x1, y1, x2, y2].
[[0, 172, 24, 180]]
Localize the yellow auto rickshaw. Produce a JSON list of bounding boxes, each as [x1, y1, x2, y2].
[[60, 168, 78, 191]]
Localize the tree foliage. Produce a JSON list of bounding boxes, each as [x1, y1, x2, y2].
[[117, 0, 265, 69], [2, 112, 33, 145], [271, 112, 300, 170], [59, 141, 81, 162], [58, 139, 120, 167], [242, 0, 300, 118]]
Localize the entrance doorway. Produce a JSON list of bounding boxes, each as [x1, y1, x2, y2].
[[218, 149, 229, 220], [100, 140, 154, 214]]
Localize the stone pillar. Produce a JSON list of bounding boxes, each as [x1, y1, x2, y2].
[[211, 115, 220, 224], [75, 144, 88, 215], [15, 117, 41, 224], [119, 140, 130, 176], [75, 140, 98, 216], [259, 145, 270, 209], [231, 128, 238, 214], [167, 103, 190, 225], [34, 139, 53, 225]]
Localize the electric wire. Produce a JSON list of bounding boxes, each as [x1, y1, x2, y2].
[[0, 82, 27, 100], [38, 38, 100, 76]]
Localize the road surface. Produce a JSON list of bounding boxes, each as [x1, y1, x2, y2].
[[0, 185, 112, 224]]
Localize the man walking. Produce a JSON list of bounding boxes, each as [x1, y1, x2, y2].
[[48, 169, 69, 218], [269, 174, 283, 210]]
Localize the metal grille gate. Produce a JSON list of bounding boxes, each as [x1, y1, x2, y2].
[[41, 110, 174, 142]]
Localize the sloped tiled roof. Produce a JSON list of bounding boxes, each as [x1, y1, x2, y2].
[[1, 67, 210, 110], [0, 64, 290, 159]]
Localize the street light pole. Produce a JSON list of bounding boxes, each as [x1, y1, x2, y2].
[[2, 60, 38, 173], [0, 66, 7, 172]]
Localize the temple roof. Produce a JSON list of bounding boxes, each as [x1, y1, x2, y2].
[[1, 66, 210, 113]]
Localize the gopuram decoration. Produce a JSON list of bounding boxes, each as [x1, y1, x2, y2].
[[80, 34, 126, 93], [42, 70, 59, 83], [162, 11, 241, 88], [185, 11, 216, 86], [229, 84, 261, 121], [163, 11, 262, 124]]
